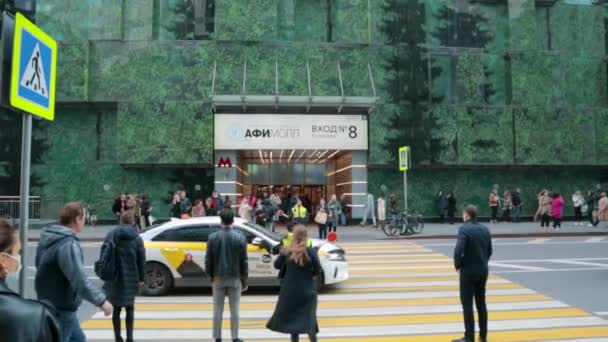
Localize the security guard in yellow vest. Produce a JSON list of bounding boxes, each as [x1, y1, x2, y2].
[[291, 199, 308, 224], [273, 222, 313, 254]]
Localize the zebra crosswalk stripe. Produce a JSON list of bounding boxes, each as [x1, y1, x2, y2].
[[82, 241, 608, 341]]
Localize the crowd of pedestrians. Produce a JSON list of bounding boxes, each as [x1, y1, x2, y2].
[[534, 188, 608, 231], [433, 186, 608, 228], [112, 193, 152, 230]]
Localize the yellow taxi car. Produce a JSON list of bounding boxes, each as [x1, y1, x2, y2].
[[140, 217, 349, 295]]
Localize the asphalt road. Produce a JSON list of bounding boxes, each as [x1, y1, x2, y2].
[[419, 237, 608, 316], [13, 234, 608, 340]]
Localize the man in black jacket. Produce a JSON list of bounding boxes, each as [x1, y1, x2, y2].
[[453, 205, 492, 342], [511, 188, 522, 222], [205, 209, 248, 342]]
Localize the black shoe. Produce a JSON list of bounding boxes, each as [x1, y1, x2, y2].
[[452, 338, 473, 342], [215, 339, 221, 342], [480, 338, 488, 342], [233, 339, 244, 342]]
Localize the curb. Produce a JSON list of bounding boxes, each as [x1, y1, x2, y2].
[[380, 232, 608, 240]]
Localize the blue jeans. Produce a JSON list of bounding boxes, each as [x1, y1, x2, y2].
[[512, 206, 521, 222], [340, 213, 347, 226], [60, 316, 86, 342]]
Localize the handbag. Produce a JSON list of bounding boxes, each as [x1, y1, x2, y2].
[[315, 211, 328, 225]]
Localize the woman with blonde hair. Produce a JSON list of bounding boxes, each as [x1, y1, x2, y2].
[[267, 225, 321, 342], [536, 190, 552, 232]]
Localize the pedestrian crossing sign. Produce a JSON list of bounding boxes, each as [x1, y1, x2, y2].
[[10, 13, 57, 121], [399, 146, 410, 171]]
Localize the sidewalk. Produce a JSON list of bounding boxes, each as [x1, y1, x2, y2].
[[24, 220, 608, 242]]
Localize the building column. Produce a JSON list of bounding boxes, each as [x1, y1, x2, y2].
[[350, 150, 368, 220], [214, 150, 239, 207]]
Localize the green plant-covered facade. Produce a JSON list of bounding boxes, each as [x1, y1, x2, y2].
[[0, 0, 607, 218]]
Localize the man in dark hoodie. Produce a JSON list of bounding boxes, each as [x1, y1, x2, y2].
[[35, 202, 113, 342]]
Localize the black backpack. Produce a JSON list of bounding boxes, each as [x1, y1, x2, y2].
[[94, 237, 118, 282]]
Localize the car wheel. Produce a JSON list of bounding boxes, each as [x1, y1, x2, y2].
[[142, 262, 173, 296]]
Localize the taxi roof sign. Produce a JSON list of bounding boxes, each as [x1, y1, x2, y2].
[[399, 146, 410, 171], [10, 12, 57, 120]]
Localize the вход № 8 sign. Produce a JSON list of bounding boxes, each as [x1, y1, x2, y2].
[[214, 114, 369, 150], [10, 13, 57, 121]]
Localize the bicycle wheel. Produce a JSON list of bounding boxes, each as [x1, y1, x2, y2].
[[399, 216, 411, 235], [411, 216, 424, 234], [382, 219, 393, 237], [390, 222, 401, 236]]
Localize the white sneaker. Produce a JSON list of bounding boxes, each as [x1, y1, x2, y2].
[[587, 223, 593, 227]]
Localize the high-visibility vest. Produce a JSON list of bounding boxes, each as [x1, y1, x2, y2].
[[281, 232, 313, 248], [291, 205, 307, 219]]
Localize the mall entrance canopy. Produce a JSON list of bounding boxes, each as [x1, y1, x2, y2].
[[210, 59, 379, 221]]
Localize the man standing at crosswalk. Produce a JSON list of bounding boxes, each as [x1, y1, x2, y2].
[[453, 205, 492, 342], [205, 209, 248, 342]]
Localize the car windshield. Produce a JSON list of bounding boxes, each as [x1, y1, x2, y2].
[[243, 222, 283, 242]]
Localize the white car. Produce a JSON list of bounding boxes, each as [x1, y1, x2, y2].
[[139, 217, 349, 295]]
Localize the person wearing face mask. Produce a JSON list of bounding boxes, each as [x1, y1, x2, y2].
[[0, 218, 62, 341]]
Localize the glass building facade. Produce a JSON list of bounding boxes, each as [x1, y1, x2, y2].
[[0, 0, 607, 218]]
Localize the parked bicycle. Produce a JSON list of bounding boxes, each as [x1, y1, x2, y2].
[[383, 209, 424, 237]]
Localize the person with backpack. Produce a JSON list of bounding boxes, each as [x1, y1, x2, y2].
[[0, 218, 62, 342], [101, 212, 146, 342], [35, 202, 113, 342]]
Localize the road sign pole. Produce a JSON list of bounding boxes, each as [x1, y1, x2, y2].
[[18, 112, 32, 297], [403, 170, 408, 211]]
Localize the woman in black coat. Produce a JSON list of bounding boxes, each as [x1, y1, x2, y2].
[[103, 213, 146, 342], [267, 225, 321, 342], [447, 192, 457, 224]]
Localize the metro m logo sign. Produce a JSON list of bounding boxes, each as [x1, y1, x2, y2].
[[216, 157, 233, 168]]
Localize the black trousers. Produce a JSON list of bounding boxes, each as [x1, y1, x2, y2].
[[490, 206, 498, 221], [318, 224, 327, 240], [574, 207, 582, 222], [291, 333, 317, 342], [460, 272, 488, 341], [553, 217, 562, 228], [447, 209, 456, 224], [541, 213, 551, 227], [113, 306, 134, 342], [501, 209, 511, 222]]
